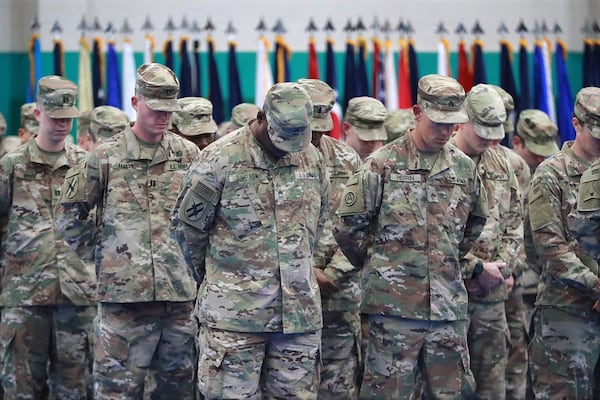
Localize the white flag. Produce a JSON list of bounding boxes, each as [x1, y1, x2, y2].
[[254, 36, 274, 108], [122, 39, 136, 120]]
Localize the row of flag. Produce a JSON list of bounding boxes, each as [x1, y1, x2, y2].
[[27, 31, 600, 144]]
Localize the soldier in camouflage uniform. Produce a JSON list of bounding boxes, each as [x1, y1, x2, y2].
[[384, 108, 415, 144], [172, 82, 328, 399], [334, 74, 491, 399], [527, 87, 600, 399], [78, 105, 129, 151], [55, 63, 200, 399], [0, 76, 95, 399], [490, 86, 534, 400], [297, 78, 363, 400], [451, 84, 523, 400], [217, 103, 261, 138], [170, 97, 218, 150], [343, 97, 387, 160]]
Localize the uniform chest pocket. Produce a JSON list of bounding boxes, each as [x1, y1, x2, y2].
[[13, 171, 53, 223], [378, 179, 424, 241], [221, 173, 263, 239]]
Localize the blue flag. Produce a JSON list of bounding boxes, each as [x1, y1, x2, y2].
[[105, 41, 122, 109], [472, 39, 487, 85], [593, 40, 600, 87], [179, 36, 192, 98], [408, 40, 419, 105], [53, 38, 64, 77], [163, 37, 174, 71], [325, 38, 337, 92], [27, 34, 42, 102], [356, 37, 369, 96], [228, 39, 243, 112], [343, 39, 357, 111], [192, 39, 201, 97], [499, 40, 519, 146], [555, 40, 575, 143], [207, 37, 224, 124], [583, 39, 594, 87], [92, 37, 105, 106], [518, 39, 530, 112]]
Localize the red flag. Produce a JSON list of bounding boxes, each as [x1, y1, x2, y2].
[[308, 37, 319, 79], [398, 39, 412, 108], [457, 40, 472, 91]]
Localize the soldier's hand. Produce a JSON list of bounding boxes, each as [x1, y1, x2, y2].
[[464, 278, 483, 295], [506, 275, 515, 294], [593, 300, 600, 313], [314, 268, 338, 295], [475, 261, 506, 294]]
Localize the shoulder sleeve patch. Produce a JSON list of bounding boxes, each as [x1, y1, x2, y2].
[[178, 179, 221, 231], [60, 163, 87, 203], [337, 171, 367, 216]]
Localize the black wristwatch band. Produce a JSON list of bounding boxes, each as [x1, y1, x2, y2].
[[473, 260, 484, 276]]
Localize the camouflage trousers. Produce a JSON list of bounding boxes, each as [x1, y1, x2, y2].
[[197, 325, 321, 399], [359, 315, 474, 400], [504, 287, 528, 400], [93, 301, 197, 400], [318, 310, 361, 400], [528, 306, 600, 399], [467, 300, 510, 400], [0, 304, 95, 400]]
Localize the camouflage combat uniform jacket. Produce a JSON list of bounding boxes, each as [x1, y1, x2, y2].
[[55, 127, 200, 303], [334, 131, 488, 321], [0, 139, 94, 306], [529, 141, 600, 314], [462, 145, 523, 302], [172, 126, 329, 334], [570, 157, 600, 261], [313, 135, 362, 311]]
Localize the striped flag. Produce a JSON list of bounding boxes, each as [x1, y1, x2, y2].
[[77, 36, 93, 114], [121, 38, 136, 120], [398, 38, 412, 108]]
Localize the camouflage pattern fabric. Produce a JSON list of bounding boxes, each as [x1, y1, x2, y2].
[[312, 135, 362, 400], [569, 156, 600, 260], [93, 301, 197, 399], [172, 125, 328, 335], [0, 139, 94, 307], [171, 124, 328, 399], [527, 141, 600, 398], [0, 305, 95, 400], [496, 145, 532, 400], [360, 315, 475, 399], [55, 126, 200, 303], [197, 325, 321, 399], [458, 144, 523, 400], [334, 131, 487, 398], [334, 132, 488, 321]]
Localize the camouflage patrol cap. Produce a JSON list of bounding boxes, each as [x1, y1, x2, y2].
[[464, 84, 506, 140], [263, 82, 313, 153], [297, 78, 336, 132], [77, 110, 92, 138], [0, 112, 6, 137], [20, 103, 39, 134], [135, 63, 180, 112], [37, 75, 79, 118], [90, 106, 129, 141], [171, 97, 218, 137], [574, 87, 600, 139], [345, 96, 387, 141], [417, 74, 468, 124], [490, 85, 515, 133], [384, 109, 415, 142], [516, 109, 559, 156], [231, 103, 260, 128]]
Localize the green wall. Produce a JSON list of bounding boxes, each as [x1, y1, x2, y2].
[[0, 50, 585, 137]]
